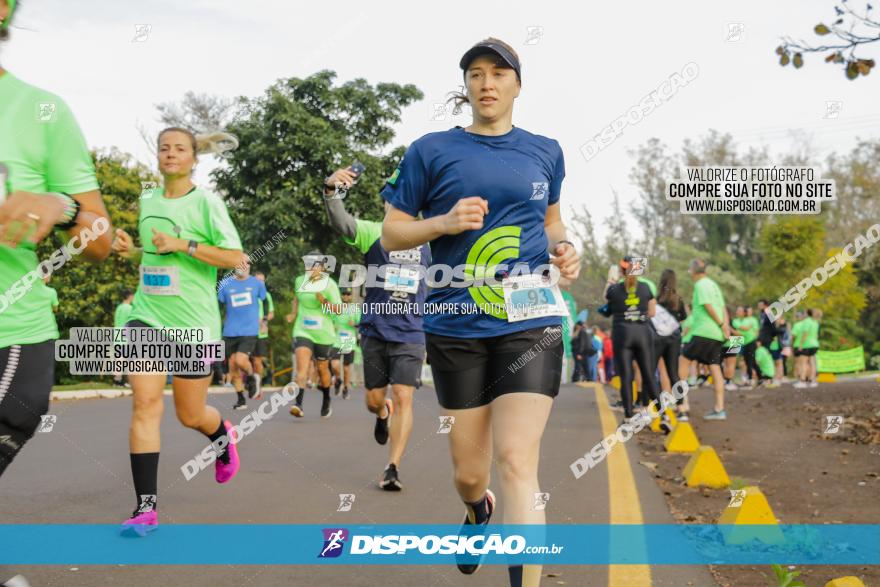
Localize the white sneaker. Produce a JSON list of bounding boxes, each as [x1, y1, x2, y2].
[[724, 382, 738, 391], [809, 381, 819, 388], [793, 381, 807, 389]]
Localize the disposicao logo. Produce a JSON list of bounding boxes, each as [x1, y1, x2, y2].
[[319, 528, 349, 558]]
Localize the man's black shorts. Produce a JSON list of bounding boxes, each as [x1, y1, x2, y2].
[[361, 335, 424, 390], [254, 338, 269, 358], [293, 337, 333, 361], [225, 336, 258, 357], [682, 335, 725, 366], [330, 347, 355, 366], [426, 325, 563, 410]]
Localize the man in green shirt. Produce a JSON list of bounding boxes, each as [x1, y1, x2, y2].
[[0, 15, 113, 478], [252, 271, 274, 383], [330, 287, 361, 399], [731, 305, 759, 387], [794, 309, 821, 388], [680, 259, 731, 420]]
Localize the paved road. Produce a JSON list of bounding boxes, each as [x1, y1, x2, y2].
[[0, 383, 715, 586]]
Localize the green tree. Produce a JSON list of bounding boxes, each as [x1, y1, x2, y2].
[[212, 70, 423, 296]]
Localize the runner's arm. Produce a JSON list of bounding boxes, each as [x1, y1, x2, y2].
[[68, 190, 112, 261], [381, 197, 488, 251], [324, 195, 357, 240], [647, 298, 656, 318]]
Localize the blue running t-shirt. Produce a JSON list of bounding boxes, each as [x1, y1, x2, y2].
[[218, 275, 267, 337], [381, 126, 566, 339]]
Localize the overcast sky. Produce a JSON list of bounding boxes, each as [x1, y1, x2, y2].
[[3, 0, 878, 243]]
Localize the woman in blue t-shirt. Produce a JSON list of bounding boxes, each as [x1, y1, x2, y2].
[[381, 38, 579, 587]]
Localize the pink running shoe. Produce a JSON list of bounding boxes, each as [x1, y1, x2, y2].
[[120, 510, 158, 537], [215, 419, 240, 484]]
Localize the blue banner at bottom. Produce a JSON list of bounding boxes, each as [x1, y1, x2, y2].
[[1, 524, 878, 565]]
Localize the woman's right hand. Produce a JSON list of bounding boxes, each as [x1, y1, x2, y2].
[[111, 228, 136, 259], [440, 197, 488, 235]]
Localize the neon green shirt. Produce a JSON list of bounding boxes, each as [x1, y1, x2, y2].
[[0, 73, 99, 348], [128, 186, 242, 342], [561, 290, 577, 358], [732, 316, 759, 345], [689, 276, 726, 342], [333, 304, 361, 348], [114, 302, 133, 328], [681, 314, 694, 344], [258, 291, 274, 339], [798, 317, 820, 349], [755, 345, 775, 378], [292, 273, 342, 345], [47, 287, 59, 312]]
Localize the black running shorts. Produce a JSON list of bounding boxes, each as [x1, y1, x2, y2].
[[361, 335, 424, 390], [292, 337, 333, 361], [426, 325, 563, 410]]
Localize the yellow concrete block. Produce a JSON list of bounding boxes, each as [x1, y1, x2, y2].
[[817, 372, 837, 383], [683, 446, 730, 488], [663, 422, 700, 453], [649, 406, 678, 433], [611, 376, 621, 390], [825, 577, 867, 587], [718, 486, 783, 545]]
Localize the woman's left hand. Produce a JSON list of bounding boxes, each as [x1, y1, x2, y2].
[[551, 241, 580, 281]]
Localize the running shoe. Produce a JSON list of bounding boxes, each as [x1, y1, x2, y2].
[[232, 396, 247, 411], [252, 373, 263, 400], [290, 403, 304, 418], [764, 381, 780, 389], [379, 463, 402, 491], [374, 398, 393, 445], [215, 419, 240, 483], [456, 489, 496, 574], [333, 376, 342, 396], [610, 400, 625, 412], [724, 382, 738, 392], [321, 396, 333, 419], [120, 510, 158, 537], [342, 387, 350, 400], [793, 381, 808, 389], [703, 409, 727, 421], [676, 410, 690, 422], [808, 381, 819, 388]]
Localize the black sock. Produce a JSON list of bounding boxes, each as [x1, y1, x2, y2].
[[507, 565, 523, 586], [236, 391, 245, 403], [130, 452, 159, 513], [320, 386, 330, 405], [465, 493, 491, 525], [206, 421, 231, 464]]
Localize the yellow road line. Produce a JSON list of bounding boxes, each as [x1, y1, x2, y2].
[[591, 382, 652, 586]]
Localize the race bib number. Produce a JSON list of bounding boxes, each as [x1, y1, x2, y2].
[[230, 291, 253, 308], [389, 248, 422, 265], [140, 265, 181, 296], [384, 265, 420, 294], [302, 317, 323, 330], [502, 274, 567, 323], [339, 330, 352, 339]]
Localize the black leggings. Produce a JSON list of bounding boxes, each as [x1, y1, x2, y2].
[[612, 323, 660, 418], [0, 341, 55, 478], [742, 341, 758, 380], [654, 332, 683, 405]]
